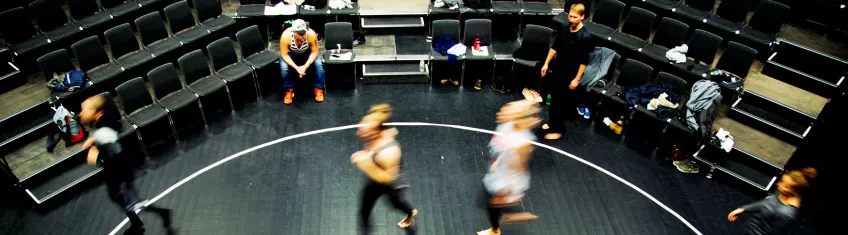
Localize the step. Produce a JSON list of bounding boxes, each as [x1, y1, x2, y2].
[[0, 99, 52, 144], [693, 144, 783, 192], [361, 16, 425, 29], [762, 40, 847, 98], [25, 161, 102, 204], [712, 115, 796, 168], [362, 62, 429, 76], [0, 61, 23, 93], [728, 91, 814, 145], [2, 128, 87, 183]]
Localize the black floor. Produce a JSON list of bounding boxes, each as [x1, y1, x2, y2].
[[0, 84, 821, 234]]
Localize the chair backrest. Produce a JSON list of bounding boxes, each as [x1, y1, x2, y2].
[[591, 0, 625, 29], [516, 24, 553, 62], [193, 0, 222, 22], [714, 0, 752, 24], [431, 20, 460, 47], [147, 63, 184, 100], [38, 49, 77, 81], [115, 77, 154, 115], [164, 1, 197, 34], [620, 7, 656, 40], [684, 0, 716, 12], [29, 0, 71, 31], [135, 12, 170, 46], [71, 36, 110, 72], [462, 19, 492, 46], [747, 0, 790, 36], [96, 92, 123, 126], [0, 7, 38, 45], [603, 52, 621, 83], [236, 25, 267, 57], [716, 41, 757, 78], [651, 17, 689, 49], [178, 50, 213, 85], [105, 23, 142, 59], [686, 29, 722, 65], [206, 37, 238, 71], [616, 58, 653, 86], [101, 0, 129, 9], [654, 72, 687, 92], [66, 0, 99, 20], [240, 0, 267, 4], [325, 22, 354, 50]]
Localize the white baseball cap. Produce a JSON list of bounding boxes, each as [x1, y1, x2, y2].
[[291, 19, 308, 35]]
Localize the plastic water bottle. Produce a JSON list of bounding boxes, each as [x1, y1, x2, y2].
[[545, 94, 551, 106], [419, 60, 425, 72], [474, 34, 481, 50]]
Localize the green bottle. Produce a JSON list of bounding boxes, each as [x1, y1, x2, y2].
[[545, 94, 552, 106]]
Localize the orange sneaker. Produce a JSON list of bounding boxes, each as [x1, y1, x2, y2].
[[314, 88, 324, 102], [284, 90, 294, 104]]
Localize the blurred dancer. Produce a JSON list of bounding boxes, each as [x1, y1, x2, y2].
[[728, 167, 817, 235], [80, 95, 172, 233], [351, 104, 419, 234], [478, 100, 541, 235]]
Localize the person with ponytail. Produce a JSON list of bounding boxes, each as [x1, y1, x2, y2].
[[728, 167, 818, 235], [350, 104, 418, 234], [478, 100, 542, 235]]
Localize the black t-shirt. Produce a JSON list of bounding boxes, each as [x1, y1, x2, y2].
[[741, 195, 799, 235], [93, 121, 125, 168], [552, 26, 594, 75]]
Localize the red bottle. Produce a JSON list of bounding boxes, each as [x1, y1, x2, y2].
[[474, 34, 481, 50]]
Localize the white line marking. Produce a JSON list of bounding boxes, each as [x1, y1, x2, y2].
[[109, 122, 703, 235]]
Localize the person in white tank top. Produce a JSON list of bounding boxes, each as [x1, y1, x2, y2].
[[279, 19, 325, 105], [478, 100, 542, 235]]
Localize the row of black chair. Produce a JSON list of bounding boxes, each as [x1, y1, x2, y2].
[[237, 0, 360, 17]]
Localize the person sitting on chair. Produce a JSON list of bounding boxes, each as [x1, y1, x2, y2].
[[280, 19, 325, 105]]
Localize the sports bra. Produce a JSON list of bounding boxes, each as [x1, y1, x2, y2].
[[370, 140, 399, 170], [289, 30, 310, 54]]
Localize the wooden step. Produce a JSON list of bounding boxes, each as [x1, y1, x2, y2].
[[25, 162, 102, 204], [0, 100, 51, 144], [693, 144, 783, 192], [0, 61, 24, 94], [728, 91, 814, 145], [362, 62, 429, 77], [712, 114, 796, 168], [361, 16, 425, 29], [3, 129, 87, 183], [762, 39, 847, 98]]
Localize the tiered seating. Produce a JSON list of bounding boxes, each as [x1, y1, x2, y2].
[[0, 0, 246, 204]]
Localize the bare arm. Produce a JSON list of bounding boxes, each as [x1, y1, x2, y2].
[[303, 30, 320, 69], [544, 48, 557, 66], [354, 147, 401, 184], [87, 146, 99, 165], [279, 30, 298, 68], [573, 64, 587, 82]]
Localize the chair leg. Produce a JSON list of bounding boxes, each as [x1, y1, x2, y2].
[[224, 84, 236, 112], [251, 69, 262, 99], [166, 113, 180, 143], [134, 128, 150, 159], [196, 99, 208, 127]]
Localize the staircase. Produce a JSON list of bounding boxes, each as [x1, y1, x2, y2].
[[357, 10, 430, 83]]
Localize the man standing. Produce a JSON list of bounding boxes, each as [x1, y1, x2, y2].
[[280, 19, 325, 105], [540, 3, 594, 140], [79, 95, 172, 233]]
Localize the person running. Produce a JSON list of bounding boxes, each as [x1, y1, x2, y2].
[[478, 100, 541, 235], [540, 3, 594, 140], [728, 167, 817, 235], [351, 104, 419, 234], [79, 95, 172, 233], [280, 19, 325, 104]]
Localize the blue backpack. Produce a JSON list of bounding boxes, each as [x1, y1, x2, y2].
[[47, 70, 88, 92]]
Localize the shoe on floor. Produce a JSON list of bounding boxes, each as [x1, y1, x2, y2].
[[474, 80, 482, 91], [314, 88, 324, 102], [583, 108, 591, 119], [544, 133, 562, 140], [609, 122, 622, 135], [522, 89, 534, 101], [284, 90, 294, 105], [577, 107, 585, 116], [673, 160, 699, 174]]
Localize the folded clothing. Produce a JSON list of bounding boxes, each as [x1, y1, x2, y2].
[[665, 44, 688, 64]]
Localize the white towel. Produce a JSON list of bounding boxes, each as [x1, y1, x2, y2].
[[447, 44, 467, 56], [665, 44, 688, 64], [715, 128, 734, 152]]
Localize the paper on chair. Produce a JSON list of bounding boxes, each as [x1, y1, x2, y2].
[[330, 52, 352, 60], [472, 46, 489, 56]]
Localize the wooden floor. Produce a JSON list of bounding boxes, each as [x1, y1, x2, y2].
[[713, 106, 796, 167], [6, 135, 85, 180], [0, 74, 50, 121]]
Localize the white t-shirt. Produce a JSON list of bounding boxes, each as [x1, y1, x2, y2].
[[483, 122, 535, 201]]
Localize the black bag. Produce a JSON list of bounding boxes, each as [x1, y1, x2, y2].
[[464, 0, 491, 9], [304, 0, 328, 8]]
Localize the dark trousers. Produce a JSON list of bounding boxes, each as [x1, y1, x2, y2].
[[105, 164, 170, 228], [482, 189, 519, 230], [543, 64, 591, 133], [359, 180, 414, 234]]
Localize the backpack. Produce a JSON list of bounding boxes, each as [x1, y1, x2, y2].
[[464, 0, 491, 9], [52, 105, 86, 145], [46, 70, 88, 92]]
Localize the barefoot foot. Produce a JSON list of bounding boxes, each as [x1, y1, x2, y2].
[[541, 124, 549, 130], [544, 133, 562, 140], [398, 209, 418, 228], [500, 212, 540, 224]]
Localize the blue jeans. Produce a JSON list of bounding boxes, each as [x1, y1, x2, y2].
[[280, 54, 325, 91]]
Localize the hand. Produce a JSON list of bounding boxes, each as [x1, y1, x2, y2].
[[296, 66, 306, 78], [727, 208, 744, 222], [540, 64, 549, 77], [350, 150, 371, 164], [569, 79, 579, 90], [86, 147, 99, 165]]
